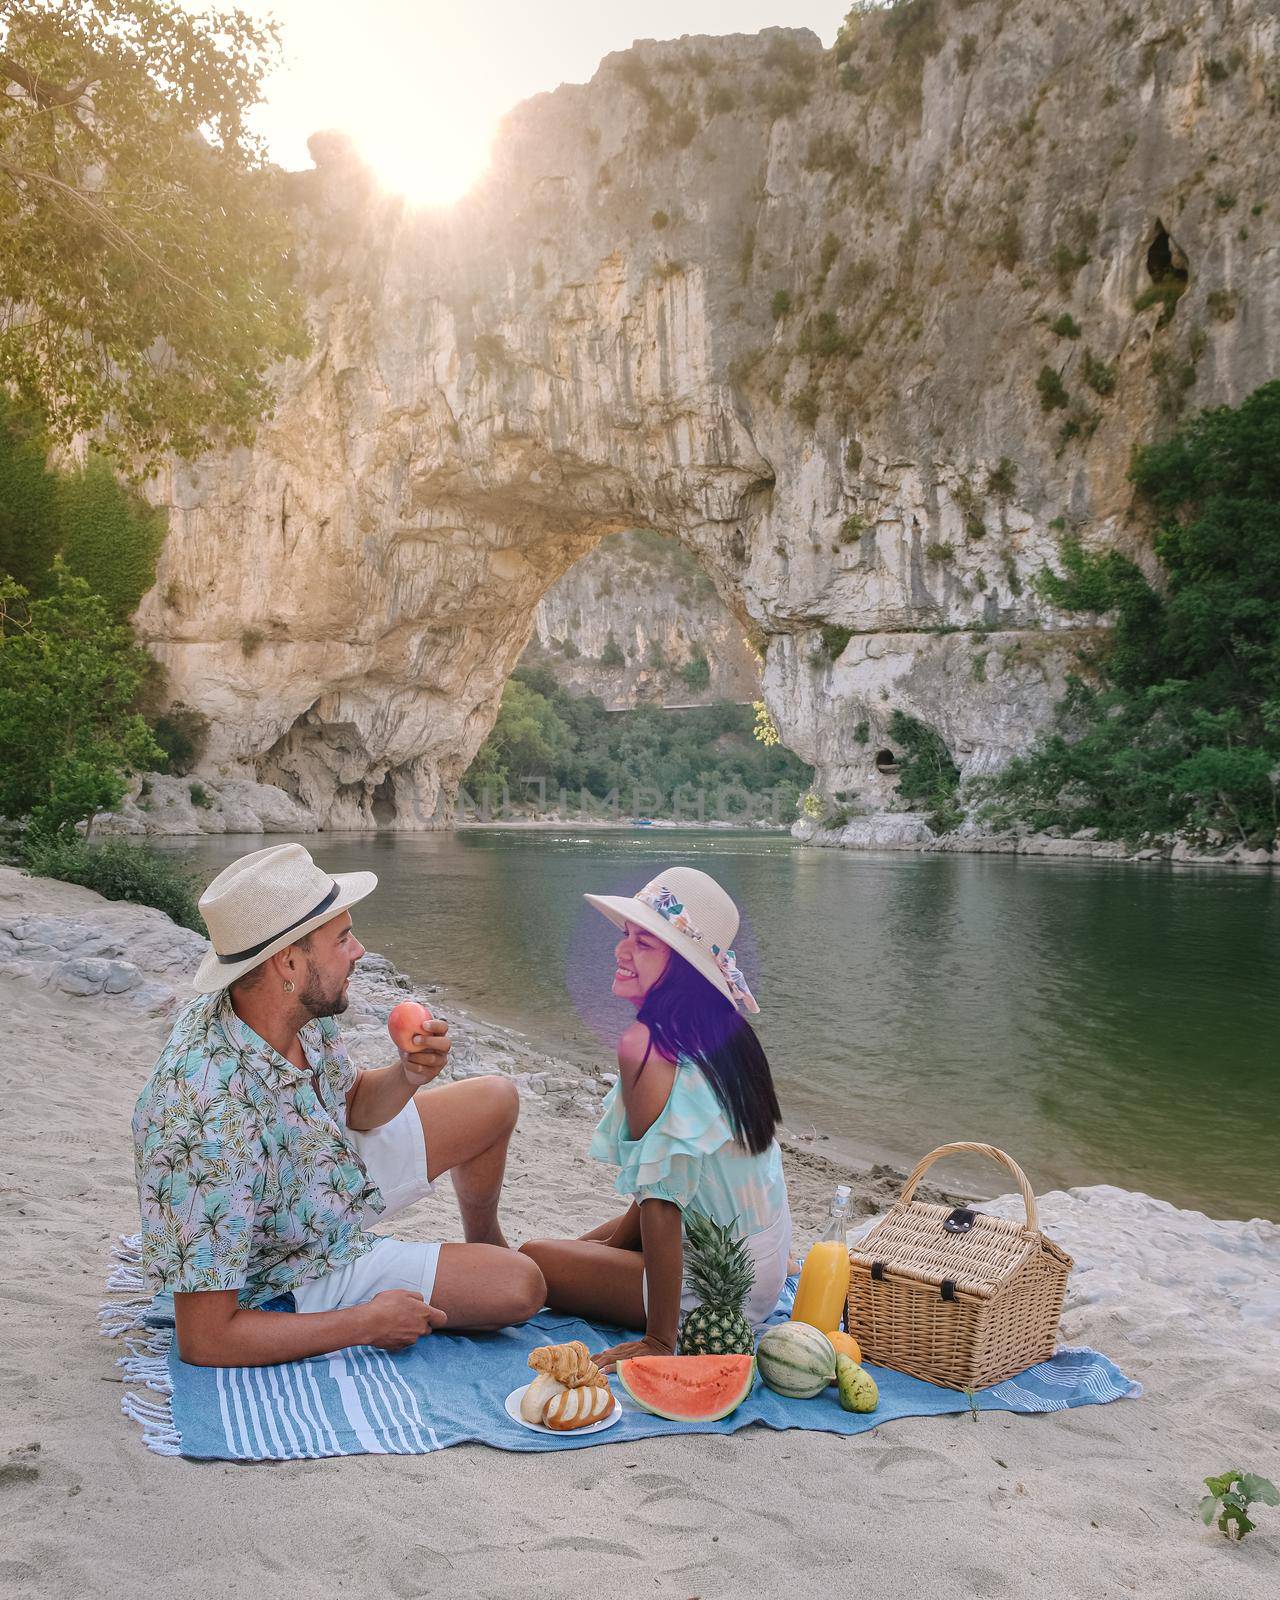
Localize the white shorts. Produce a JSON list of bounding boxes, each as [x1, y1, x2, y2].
[[643, 1201, 793, 1330], [293, 1099, 439, 1314]]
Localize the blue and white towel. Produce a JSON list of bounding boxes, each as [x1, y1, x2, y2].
[[101, 1237, 1140, 1461]]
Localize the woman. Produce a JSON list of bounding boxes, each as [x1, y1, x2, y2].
[[520, 865, 791, 1368]]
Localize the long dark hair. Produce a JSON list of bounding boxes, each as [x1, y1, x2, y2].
[[636, 950, 780, 1156]]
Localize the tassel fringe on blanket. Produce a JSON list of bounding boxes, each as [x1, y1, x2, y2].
[[100, 1235, 1141, 1463], [99, 1235, 182, 1455]]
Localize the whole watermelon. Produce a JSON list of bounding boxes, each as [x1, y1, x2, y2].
[[756, 1322, 837, 1398]]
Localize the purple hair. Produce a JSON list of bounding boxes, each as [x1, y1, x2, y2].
[[636, 949, 780, 1155]]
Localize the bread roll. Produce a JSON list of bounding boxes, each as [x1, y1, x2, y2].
[[519, 1373, 566, 1424], [542, 1382, 613, 1432]]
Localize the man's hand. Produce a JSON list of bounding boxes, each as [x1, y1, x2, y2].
[[362, 1289, 448, 1351], [396, 1016, 451, 1087]]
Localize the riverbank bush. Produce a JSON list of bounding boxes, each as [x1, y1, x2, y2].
[[888, 710, 963, 832], [0, 568, 163, 839], [19, 835, 203, 932], [980, 382, 1280, 846]]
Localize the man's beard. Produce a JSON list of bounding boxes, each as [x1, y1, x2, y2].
[[299, 959, 350, 1019]]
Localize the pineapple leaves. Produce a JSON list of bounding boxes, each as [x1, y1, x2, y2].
[[678, 1211, 757, 1358]]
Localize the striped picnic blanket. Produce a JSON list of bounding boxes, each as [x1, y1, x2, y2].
[[102, 1236, 1140, 1461]]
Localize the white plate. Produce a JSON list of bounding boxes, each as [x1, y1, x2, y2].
[[505, 1382, 623, 1436]]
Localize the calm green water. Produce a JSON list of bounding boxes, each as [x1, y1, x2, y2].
[[159, 829, 1280, 1221]]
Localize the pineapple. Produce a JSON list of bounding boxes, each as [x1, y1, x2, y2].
[[678, 1211, 756, 1357]]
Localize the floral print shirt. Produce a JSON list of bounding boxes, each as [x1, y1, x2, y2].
[[132, 992, 384, 1307]]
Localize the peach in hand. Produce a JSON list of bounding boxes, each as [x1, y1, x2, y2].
[[387, 1000, 434, 1054]]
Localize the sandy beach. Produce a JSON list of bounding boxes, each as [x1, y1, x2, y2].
[[1, 864, 1277, 1600]]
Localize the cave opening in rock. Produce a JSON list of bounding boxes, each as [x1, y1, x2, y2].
[[1146, 222, 1186, 286], [1141, 221, 1190, 324], [874, 748, 900, 774], [371, 773, 396, 826]]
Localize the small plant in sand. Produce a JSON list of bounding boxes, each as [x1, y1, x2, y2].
[[1199, 1469, 1278, 1540]]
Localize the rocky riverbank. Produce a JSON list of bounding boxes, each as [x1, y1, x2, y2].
[[90, 769, 1276, 868], [793, 815, 1280, 869], [1, 865, 1277, 1597]]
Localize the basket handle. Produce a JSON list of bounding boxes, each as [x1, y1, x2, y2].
[[898, 1142, 1039, 1232]]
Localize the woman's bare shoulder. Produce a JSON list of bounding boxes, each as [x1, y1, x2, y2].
[[617, 1023, 677, 1136], [616, 1022, 677, 1076]]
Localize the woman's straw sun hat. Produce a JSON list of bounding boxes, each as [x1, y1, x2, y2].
[[192, 843, 377, 994], [584, 865, 759, 1013]]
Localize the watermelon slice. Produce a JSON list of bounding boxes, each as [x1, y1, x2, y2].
[[616, 1354, 755, 1422]]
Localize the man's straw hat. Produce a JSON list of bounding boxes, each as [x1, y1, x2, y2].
[[192, 843, 377, 994], [584, 865, 759, 1013]]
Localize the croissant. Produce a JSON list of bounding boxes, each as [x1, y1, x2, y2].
[[542, 1382, 613, 1431], [527, 1340, 606, 1389]]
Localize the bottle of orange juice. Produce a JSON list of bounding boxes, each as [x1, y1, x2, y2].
[[791, 1183, 852, 1332]]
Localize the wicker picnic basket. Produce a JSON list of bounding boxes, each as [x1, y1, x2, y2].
[[845, 1141, 1073, 1391]]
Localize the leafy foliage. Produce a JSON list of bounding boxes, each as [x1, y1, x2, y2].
[[983, 382, 1280, 845], [752, 701, 780, 747], [0, 403, 164, 617], [815, 625, 851, 662], [1199, 1469, 1278, 1541], [0, 565, 163, 837], [887, 709, 962, 831], [148, 701, 209, 776], [679, 652, 710, 692], [18, 832, 203, 930], [1082, 349, 1117, 396], [839, 513, 867, 545], [986, 457, 1017, 498], [0, 0, 308, 468], [1036, 365, 1069, 411], [463, 667, 811, 816]]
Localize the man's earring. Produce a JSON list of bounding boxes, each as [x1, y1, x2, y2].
[[283, 979, 295, 994]]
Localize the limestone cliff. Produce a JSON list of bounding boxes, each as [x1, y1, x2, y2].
[[135, 0, 1280, 828], [521, 529, 761, 709]]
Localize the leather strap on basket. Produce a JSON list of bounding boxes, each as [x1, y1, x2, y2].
[[897, 1141, 1039, 1233]]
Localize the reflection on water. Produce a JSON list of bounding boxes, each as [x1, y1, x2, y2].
[[158, 829, 1280, 1220]]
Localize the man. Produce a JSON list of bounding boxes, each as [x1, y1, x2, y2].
[[132, 843, 545, 1366]]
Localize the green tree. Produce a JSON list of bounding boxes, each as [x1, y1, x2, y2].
[[888, 709, 962, 832], [0, 403, 165, 617], [0, 564, 162, 837], [0, 1, 308, 469], [55, 453, 166, 617], [0, 403, 60, 589], [680, 652, 711, 692], [985, 381, 1280, 845], [463, 678, 577, 800]]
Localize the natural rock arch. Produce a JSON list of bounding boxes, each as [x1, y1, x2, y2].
[[134, 8, 1278, 828]]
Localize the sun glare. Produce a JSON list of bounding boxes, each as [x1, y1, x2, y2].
[[348, 102, 497, 210]]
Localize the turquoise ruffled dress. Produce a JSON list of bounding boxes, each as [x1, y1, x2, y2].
[[589, 1056, 792, 1326]]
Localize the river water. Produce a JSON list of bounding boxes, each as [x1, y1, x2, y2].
[[158, 828, 1280, 1221]]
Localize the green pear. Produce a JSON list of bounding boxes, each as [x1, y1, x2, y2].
[[836, 1352, 879, 1413]]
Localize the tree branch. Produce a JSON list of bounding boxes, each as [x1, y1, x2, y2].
[[0, 55, 97, 109], [0, 157, 221, 310]]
